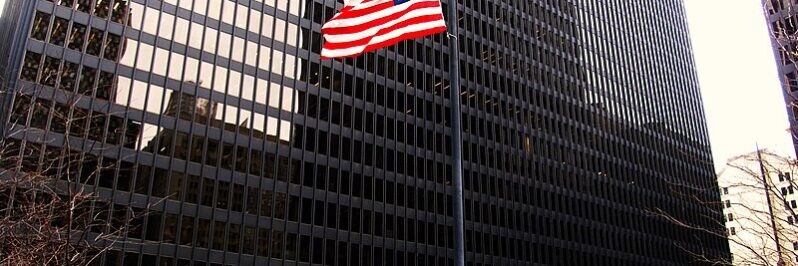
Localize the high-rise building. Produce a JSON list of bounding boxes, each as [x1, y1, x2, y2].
[[0, 0, 729, 265], [766, 0, 798, 157]]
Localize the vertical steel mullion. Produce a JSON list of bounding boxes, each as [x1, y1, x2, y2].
[[382, 45, 390, 264], [203, 0, 230, 263], [186, 0, 215, 263], [421, 29, 434, 264], [220, 0, 254, 262], [358, 42, 370, 263], [261, 0, 291, 263], [126, 0, 160, 262], [404, 37, 416, 262], [111, 0, 153, 263], [154, 0, 194, 261], [278, 5, 299, 262], [30, 1, 80, 263], [434, 7, 445, 261], [249, 0, 271, 261], [161, 0, 196, 260], [29, 0, 57, 191], [484, 2, 499, 263], [260, 0, 280, 261], [309, 0, 326, 259], [325, 0, 344, 261], [332, 0, 354, 264], [388, 24, 399, 265], [405, 39, 415, 262], [215, 1, 238, 262], [366, 50, 379, 266], [458, 4, 471, 264], [106, 0, 143, 263], [318, 0, 338, 264], [145, 0, 176, 262], [166, 0, 202, 262]]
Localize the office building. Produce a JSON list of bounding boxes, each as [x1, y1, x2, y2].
[[766, 0, 798, 157], [0, 0, 729, 265], [719, 150, 798, 265]]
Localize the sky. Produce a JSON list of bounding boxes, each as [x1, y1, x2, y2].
[[683, 0, 794, 171]]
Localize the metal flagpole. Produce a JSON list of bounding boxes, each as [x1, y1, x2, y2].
[[445, 0, 465, 265], [756, 145, 784, 265]]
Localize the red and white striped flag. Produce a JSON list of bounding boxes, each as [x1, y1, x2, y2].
[[320, 0, 447, 59]]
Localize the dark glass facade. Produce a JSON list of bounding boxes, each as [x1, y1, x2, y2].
[[0, 0, 729, 265]]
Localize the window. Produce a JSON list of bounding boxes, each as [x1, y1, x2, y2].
[[784, 187, 789, 196], [30, 12, 50, 41], [792, 200, 797, 209], [67, 23, 86, 51], [729, 227, 736, 235], [49, 17, 68, 46], [725, 200, 731, 208], [789, 216, 794, 225], [722, 187, 729, 195], [727, 213, 734, 222], [788, 73, 798, 92]]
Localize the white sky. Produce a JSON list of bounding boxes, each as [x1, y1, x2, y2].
[[684, 0, 794, 171]]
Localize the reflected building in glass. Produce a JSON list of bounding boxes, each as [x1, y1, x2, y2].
[[0, 0, 729, 265]]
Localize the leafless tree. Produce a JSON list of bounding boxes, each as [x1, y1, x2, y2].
[[0, 78, 151, 265], [652, 150, 798, 266]]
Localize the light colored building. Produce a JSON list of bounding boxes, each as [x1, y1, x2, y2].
[[719, 150, 798, 265]]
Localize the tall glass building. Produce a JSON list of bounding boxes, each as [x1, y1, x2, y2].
[[0, 0, 729, 265], [766, 0, 798, 157]]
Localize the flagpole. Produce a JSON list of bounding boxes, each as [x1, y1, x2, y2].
[[445, 0, 465, 265], [756, 145, 784, 264]]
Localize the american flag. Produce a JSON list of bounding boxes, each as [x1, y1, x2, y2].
[[320, 0, 447, 59]]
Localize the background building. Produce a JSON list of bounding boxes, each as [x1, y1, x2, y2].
[[0, 0, 729, 265], [765, 0, 798, 157], [719, 150, 798, 265]]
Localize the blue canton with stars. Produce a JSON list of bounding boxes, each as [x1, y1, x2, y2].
[[393, 0, 411, 5]]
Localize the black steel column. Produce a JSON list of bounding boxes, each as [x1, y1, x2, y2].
[[445, 0, 465, 265]]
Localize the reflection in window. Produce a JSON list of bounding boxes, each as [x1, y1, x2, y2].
[[30, 12, 50, 41], [110, 0, 128, 24], [96, 71, 114, 100], [20, 52, 41, 82], [67, 23, 86, 51], [56, 0, 73, 8], [212, 221, 225, 250], [40, 56, 61, 87], [49, 17, 68, 46], [163, 214, 178, 243], [227, 224, 240, 253], [77, 66, 96, 95], [93, 0, 109, 18], [60, 61, 79, 91], [75, 0, 92, 13], [86, 28, 103, 56], [103, 33, 121, 60], [179, 216, 194, 245], [196, 218, 210, 248]]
